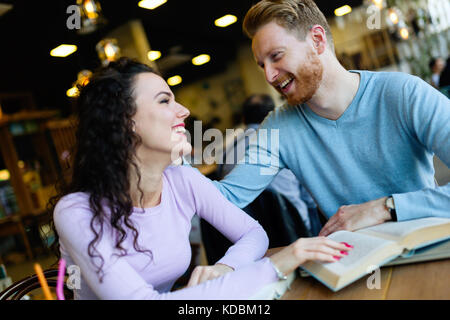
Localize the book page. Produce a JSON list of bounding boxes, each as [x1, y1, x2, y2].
[[319, 230, 396, 276], [357, 217, 450, 240], [385, 239, 450, 266]]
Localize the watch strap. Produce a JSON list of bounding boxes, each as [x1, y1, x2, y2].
[[386, 196, 397, 222], [390, 207, 397, 222]]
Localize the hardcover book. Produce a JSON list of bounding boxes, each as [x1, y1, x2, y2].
[[301, 217, 450, 291]]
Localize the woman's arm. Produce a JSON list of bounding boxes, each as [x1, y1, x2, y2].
[[54, 195, 280, 299], [184, 167, 270, 270]]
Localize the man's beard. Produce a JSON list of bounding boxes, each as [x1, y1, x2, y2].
[[285, 49, 323, 106]]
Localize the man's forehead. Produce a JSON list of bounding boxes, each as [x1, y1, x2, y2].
[[252, 29, 279, 55], [251, 22, 300, 51]]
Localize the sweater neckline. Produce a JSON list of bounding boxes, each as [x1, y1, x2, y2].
[[132, 172, 168, 215], [302, 70, 365, 127]]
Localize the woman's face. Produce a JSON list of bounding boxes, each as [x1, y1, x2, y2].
[[132, 72, 192, 163]]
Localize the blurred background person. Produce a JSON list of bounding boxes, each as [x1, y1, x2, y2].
[[429, 57, 446, 89]]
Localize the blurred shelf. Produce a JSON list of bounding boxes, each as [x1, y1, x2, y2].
[[0, 110, 59, 127]]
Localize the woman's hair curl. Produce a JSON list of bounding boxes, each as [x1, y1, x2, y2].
[[49, 58, 157, 281]]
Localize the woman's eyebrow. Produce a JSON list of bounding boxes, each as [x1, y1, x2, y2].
[[154, 91, 172, 99]]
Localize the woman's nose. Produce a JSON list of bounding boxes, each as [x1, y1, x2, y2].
[[176, 103, 190, 119]]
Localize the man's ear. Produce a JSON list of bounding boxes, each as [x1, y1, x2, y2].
[[309, 24, 327, 55]]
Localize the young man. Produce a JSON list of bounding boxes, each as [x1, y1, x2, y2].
[[212, 0, 450, 237]]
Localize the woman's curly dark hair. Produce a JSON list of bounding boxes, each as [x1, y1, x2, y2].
[[48, 57, 157, 281]]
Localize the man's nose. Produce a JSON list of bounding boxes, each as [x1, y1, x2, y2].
[[264, 64, 278, 84]]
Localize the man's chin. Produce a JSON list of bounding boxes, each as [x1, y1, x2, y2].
[[286, 96, 308, 106]]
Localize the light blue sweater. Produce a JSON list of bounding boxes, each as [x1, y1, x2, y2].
[[213, 70, 450, 221]]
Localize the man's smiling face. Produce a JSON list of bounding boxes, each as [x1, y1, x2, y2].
[[252, 21, 323, 106]]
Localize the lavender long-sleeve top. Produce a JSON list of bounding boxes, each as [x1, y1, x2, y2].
[[54, 165, 278, 299]]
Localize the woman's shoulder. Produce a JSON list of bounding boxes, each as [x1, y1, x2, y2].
[[54, 192, 92, 220], [164, 164, 204, 182], [163, 165, 212, 199]]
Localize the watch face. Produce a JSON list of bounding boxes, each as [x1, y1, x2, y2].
[[386, 197, 395, 209]]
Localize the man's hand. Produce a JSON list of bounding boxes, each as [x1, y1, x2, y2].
[[186, 263, 233, 287], [318, 197, 392, 237]]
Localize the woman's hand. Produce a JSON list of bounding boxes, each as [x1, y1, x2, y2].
[[186, 263, 234, 287], [269, 237, 353, 277]]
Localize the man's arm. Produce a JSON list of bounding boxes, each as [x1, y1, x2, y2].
[[320, 76, 450, 236], [389, 77, 450, 221], [212, 121, 283, 208]]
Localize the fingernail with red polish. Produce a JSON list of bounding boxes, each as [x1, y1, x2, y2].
[[333, 256, 341, 260], [343, 242, 354, 248], [340, 251, 348, 255]]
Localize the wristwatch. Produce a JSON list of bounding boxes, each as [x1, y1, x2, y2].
[[385, 196, 397, 222], [268, 258, 288, 281]]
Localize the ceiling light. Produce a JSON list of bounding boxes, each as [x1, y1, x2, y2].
[[67, 86, 80, 98], [334, 5, 352, 17], [76, 0, 107, 35], [148, 50, 162, 61], [399, 27, 409, 40], [50, 44, 77, 57], [192, 54, 210, 66], [0, 169, 10, 181], [214, 14, 237, 27], [83, 0, 98, 19], [138, 0, 167, 10], [76, 70, 92, 87], [167, 75, 182, 86], [388, 9, 399, 24], [96, 38, 121, 66], [372, 0, 384, 9]]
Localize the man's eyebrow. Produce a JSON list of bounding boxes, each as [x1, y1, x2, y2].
[[255, 46, 283, 68], [255, 56, 264, 68], [154, 91, 172, 99]]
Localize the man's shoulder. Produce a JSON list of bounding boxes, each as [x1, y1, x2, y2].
[[360, 70, 424, 91], [261, 103, 301, 128]]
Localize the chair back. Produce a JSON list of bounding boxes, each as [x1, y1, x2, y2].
[[45, 118, 77, 182], [244, 189, 311, 247], [0, 268, 73, 300]]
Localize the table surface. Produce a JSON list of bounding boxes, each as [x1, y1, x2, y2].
[[281, 258, 450, 300]]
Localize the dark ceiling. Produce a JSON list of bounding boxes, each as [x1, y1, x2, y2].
[[0, 0, 362, 114]]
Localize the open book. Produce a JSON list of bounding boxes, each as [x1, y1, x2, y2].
[[301, 217, 450, 292]]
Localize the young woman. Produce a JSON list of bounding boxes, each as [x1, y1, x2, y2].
[[51, 57, 351, 300]]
